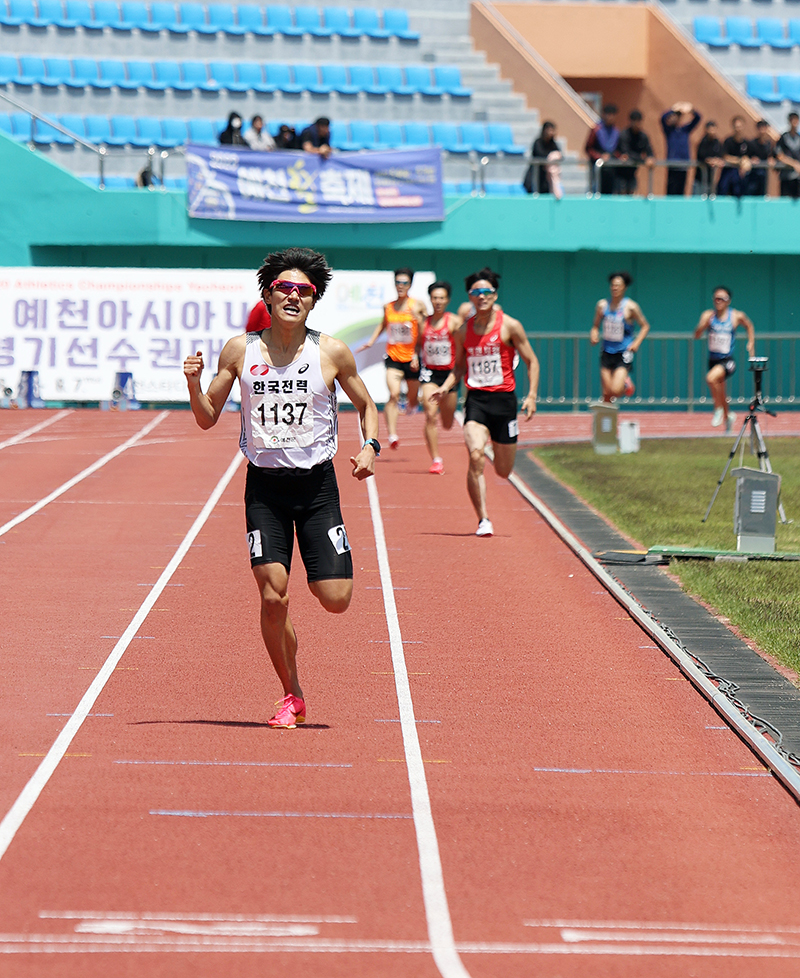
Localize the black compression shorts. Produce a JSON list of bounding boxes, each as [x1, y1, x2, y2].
[[464, 389, 518, 444], [385, 356, 420, 382], [244, 460, 353, 581]]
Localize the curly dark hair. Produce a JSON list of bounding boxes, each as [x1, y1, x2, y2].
[[608, 271, 632, 287], [256, 248, 333, 307], [465, 267, 500, 292]]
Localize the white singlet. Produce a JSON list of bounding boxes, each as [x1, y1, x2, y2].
[[239, 329, 338, 470]]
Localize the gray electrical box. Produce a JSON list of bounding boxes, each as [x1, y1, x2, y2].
[[591, 402, 618, 455], [731, 467, 781, 553]]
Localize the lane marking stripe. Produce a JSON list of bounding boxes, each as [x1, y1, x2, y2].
[[0, 410, 72, 451], [0, 412, 169, 539], [0, 450, 244, 863], [365, 474, 472, 978], [149, 811, 411, 819]]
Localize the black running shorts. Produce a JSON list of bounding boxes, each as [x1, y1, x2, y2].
[[464, 389, 519, 444], [419, 367, 452, 387], [244, 460, 353, 581], [385, 356, 420, 382], [708, 356, 736, 377], [601, 350, 634, 373]]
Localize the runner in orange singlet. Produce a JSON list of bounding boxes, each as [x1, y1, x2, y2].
[[432, 267, 539, 537], [418, 280, 461, 475], [357, 267, 426, 449]]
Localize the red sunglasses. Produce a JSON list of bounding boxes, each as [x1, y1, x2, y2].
[[270, 279, 317, 298]]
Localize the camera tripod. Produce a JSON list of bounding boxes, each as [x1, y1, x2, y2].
[[703, 387, 788, 524]]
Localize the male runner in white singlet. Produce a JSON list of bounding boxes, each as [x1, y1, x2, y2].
[[183, 248, 379, 729], [432, 267, 539, 537], [693, 285, 755, 432]]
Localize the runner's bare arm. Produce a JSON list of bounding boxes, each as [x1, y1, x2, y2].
[[629, 301, 650, 352], [693, 310, 712, 340], [506, 317, 539, 420], [737, 310, 756, 356], [430, 326, 465, 403], [590, 301, 604, 345], [183, 336, 243, 429], [322, 336, 379, 480], [355, 313, 387, 353]]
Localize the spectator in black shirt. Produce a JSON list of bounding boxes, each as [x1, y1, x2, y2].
[[695, 120, 724, 195], [275, 124, 298, 149], [746, 119, 774, 196], [219, 111, 247, 146], [719, 116, 752, 197], [300, 117, 332, 159], [617, 110, 654, 195], [523, 121, 563, 197], [585, 104, 620, 194], [775, 112, 800, 198]]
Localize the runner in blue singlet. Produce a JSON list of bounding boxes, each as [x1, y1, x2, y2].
[[693, 286, 755, 432], [590, 271, 650, 402]]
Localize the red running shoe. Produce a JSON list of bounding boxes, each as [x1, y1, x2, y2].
[[268, 694, 306, 729], [623, 377, 635, 397], [429, 458, 444, 475]]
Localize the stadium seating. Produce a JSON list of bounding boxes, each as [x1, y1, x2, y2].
[[778, 74, 800, 101], [756, 18, 793, 48], [323, 6, 362, 38], [433, 66, 472, 98], [352, 8, 391, 39], [746, 72, 782, 101], [694, 17, 729, 47], [725, 16, 761, 47], [375, 121, 404, 148]]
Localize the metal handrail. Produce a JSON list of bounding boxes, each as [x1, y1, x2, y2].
[[592, 156, 789, 198]]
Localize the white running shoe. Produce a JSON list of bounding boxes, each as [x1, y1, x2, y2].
[[711, 407, 724, 427], [476, 519, 494, 537], [726, 411, 737, 433]]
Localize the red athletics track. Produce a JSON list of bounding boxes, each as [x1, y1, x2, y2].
[[2, 407, 800, 978]]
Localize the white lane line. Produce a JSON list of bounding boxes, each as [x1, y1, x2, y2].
[[0, 450, 244, 863], [0, 409, 72, 451], [41, 911, 357, 924], [150, 811, 410, 819], [0, 412, 169, 539], [365, 474, 472, 978]]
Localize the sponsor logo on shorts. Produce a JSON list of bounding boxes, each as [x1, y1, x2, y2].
[[328, 524, 351, 556], [508, 419, 519, 439]]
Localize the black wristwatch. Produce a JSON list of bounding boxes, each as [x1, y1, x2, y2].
[[364, 438, 381, 456]]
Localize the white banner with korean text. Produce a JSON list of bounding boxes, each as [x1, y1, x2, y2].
[[0, 267, 433, 404]]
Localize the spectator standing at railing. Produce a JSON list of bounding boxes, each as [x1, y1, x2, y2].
[[718, 116, 752, 197], [300, 117, 333, 159], [695, 120, 724, 196], [585, 104, 620, 195], [776, 112, 800, 199], [275, 124, 299, 150], [219, 111, 247, 146], [245, 114, 276, 152], [661, 102, 701, 196], [523, 121, 563, 198], [616, 110, 654, 195], [745, 120, 774, 197]]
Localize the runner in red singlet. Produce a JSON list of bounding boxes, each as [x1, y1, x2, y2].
[[432, 267, 539, 537], [356, 267, 426, 450], [418, 280, 461, 475]]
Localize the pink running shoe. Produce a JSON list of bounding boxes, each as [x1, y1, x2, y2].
[[623, 377, 635, 397], [268, 694, 306, 729], [429, 458, 444, 475]]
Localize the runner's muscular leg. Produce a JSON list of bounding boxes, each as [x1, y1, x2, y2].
[[252, 561, 302, 700], [406, 378, 419, 412], [706, 364, 728, 411], [600, 366, 616, 402], [385, 368, 403, 437], [491, 441, 518, 479], [421, 383, 440, 460], [308, 578, 353, 614], [464, 420, 490, 521]]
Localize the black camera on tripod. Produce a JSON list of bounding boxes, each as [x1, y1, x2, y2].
[[748, 356, 769, 407]]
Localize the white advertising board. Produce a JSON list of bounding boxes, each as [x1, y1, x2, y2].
[[0, 267, 434, 405]]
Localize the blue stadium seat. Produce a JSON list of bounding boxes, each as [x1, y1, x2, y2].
[[433, 65, 471, 97], [187, 116, 218, 144], [382, 9, 419, 40], [345, 120, 378, 149], [790, 20, 800, 47], [323, 6, 360, 37], [126, 60, 161, 88], [431, 122, 466, 153], [99, 58, 133, 88], [694, 17, 728, 46], [179, 2, 216, 33], [150, 2, 190, 32], [42, 57, 74, 87], [84, 114, 112, 143], [459, 123, 497, 153], [237, 61, 274, 92], [209, 60, 241, 90], [163, 176, 187, 190], [486, 123, 524, 155], [236, 4, 271, 34], [726, 17, 761, 47], [0, 0, 39, 26], [153, 60, 183, 88], [0, 113, 14, 138], [265, 5, 303, 35], [376, 65, 414, 95], [328, 119, 348, 148], [294, 6, 331, 36], [160, 116, 188, 146], [120, 1, 155, 30], [33, 116, 74, 144], [92, 1, 125, 29], [104, 175, 136, 188], [17, 57, 47, 85], [778, 73, 800, 101], [59, 112, 87, 139], [0, 56, 17, 84], [10, 111, 32, 141], [747, 72, 781, 100], [348, 64, 387, 95], [264, 63, 303, 93], [108, 114, 137, 145], [320, 64, 359, 95], [64, 0, 98, 28], [207, 3, 239, 34], [134, 115, 163, 146], [402, 121, 430, 146], [72, 57, 113, 88], [484, 182, 525, 197], [352, 7, 390, 38], [757, 18, 792, 47], [375, 121, 403, 148], [181, 60, 218, 91], [293, 64, 329, 94], [405, 65, 444, 96], [37, 0, 67, 25]]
